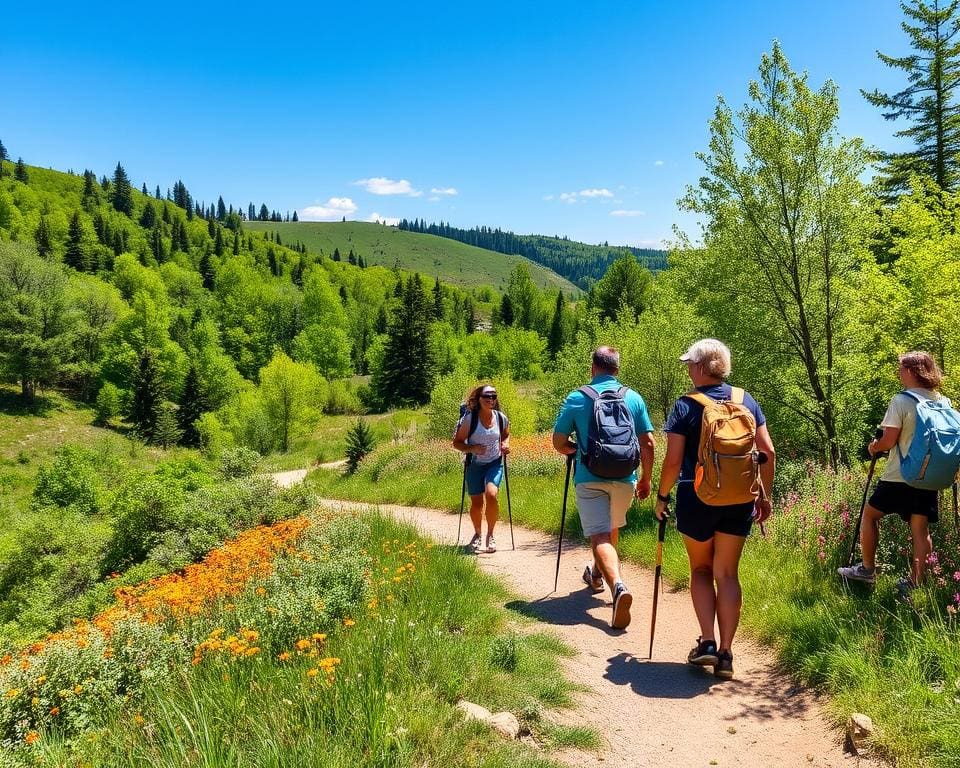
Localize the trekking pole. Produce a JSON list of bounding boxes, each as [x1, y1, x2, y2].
[[848, 429, 884, 567], [755, 452, 770, 537], [554, 453, 575, 592], [648, 507, 669, 659], [953, 481, 959, 531], [456, 454, 470, 547], [503, 454, 515, 550]]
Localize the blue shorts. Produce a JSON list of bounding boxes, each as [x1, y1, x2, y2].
[[466, 458, 503, 496]]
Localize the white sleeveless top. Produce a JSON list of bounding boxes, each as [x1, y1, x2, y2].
[[466, 412, 503, 465]]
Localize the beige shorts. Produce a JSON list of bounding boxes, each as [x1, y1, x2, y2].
[[575, 481, 636, 537]]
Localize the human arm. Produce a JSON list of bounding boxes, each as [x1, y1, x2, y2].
[[754, 424, 776, 523], [636, 431, 655, 499], [552, 392, 580, 456], [500, 418, 511, 456], [869, 426, 900, 456], [552, 431, 577, 456], [654, 433, 685, 520]]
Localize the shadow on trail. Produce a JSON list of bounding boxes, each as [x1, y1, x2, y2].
[[504, 589, 617, 634]]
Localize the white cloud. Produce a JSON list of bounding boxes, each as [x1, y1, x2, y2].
[[428, 196, 441, 202], [353, 177, 422, 196], [654, 160, 664, 167], [542, 194, 555, 201], [579, 188, 614, 198], [367, 212, 400, 226], [559, 192, 578, 203], [299, 197, 358, 221], [430, 187, 458, 196], [610, 209, 646, 217]]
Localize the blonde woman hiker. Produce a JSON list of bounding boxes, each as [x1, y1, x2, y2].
[[453, 385, 511, 553], [654, 339, 775, 679], [839, 351, 957, 598]]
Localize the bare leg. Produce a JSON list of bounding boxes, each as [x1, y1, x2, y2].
[[469, 494, 484, 536], [909, 514, 932, 585], [590, 532, 622, 598], [860, 503, 883, 570], [682, 534, 716, 642], [484, 484, 499, 537], [713, 532, 747, 652]]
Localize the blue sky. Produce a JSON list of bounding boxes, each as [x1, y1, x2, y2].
[[3, 1, 908, 247]]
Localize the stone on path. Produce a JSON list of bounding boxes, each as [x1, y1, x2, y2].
[[457, 700, 492, 722], [487, 711, 521, 740], [845, 713, 874, 755]]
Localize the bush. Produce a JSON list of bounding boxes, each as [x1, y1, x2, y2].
[[218, 446, 261, 479], [427, 369, 535, 440], [94, 382, 122, 425], [195, 411, 231, 457], [31, 446, 104, 516], [324, 378, 365, 415]]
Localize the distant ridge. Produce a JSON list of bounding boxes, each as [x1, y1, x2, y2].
[[397, 219, 668, 289]]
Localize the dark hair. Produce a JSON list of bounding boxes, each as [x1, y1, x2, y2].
[[900, 351, 944, 390], [592, 346, 620, 373], [465, 384, 498, 413]]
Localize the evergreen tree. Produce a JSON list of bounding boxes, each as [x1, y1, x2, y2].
[[207, 217, 216, 238], [345, 419, 375, 473], [217, 196, 226, 221], [499, 293, 514, 326], [432, 277, 444, 320], [130, 348, 166, 441], [199, 250, 215, 290], [14, 157, 28, 183], [0, 140, 7, 178], [233, 230, 240, 255], [339, 285, 349, 304], [548, 290, 567, 359], [161, 202, 171, 224], [111, 162, 134, 216], [214, 227, 225, 256], [293, 255, 306, 287], [153, 402, 182, 449], [150, 223, 165, 263], [292, 210, 299, 222], [178, 219, 190, 252], [464, 296, 477, 334], [155, 185, 162, 200], [348, 249, 356, 265], [139, 200, 156, 229], [141, 182, 148, 195], [373, 274, 434, 407], [34, 216, 53, 259], [82, 170, 99, 206], [864, 0, 960, 192], [178, 364, 207, 447], [332, 247, 341, 262], [65, 211, 87, 271], [268, 247, 278, 276], [259, 203, 269, 221], [248, 202, 256, 220]]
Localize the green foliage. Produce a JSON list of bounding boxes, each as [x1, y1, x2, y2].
[[345, 419, 376, 473], [153, 401, 182, 449], [589, 254, 652, 323], [31, 446, 105, 516], [292, 324, 353, 379], [217, 446, 261, 479], [258, 351, 323, 452], [426, 368, 535, 439]]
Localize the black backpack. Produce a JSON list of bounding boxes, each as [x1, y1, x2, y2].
[[578, 385, 640, 479], [457, 405, 506, 464]]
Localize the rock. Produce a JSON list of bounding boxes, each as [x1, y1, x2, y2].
[[486, 711, 521, 740], [845, 713, 873, 755], [456, 700, 491, 722]]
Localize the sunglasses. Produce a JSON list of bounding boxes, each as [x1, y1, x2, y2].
[[480, 393, 498, 399]]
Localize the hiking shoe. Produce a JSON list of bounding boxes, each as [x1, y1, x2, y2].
[[837, 562, 876, 585], [469, 533, 483, 553], [714, 650, 734, 680], [687, 637, 719, 666], [896, 577, 917, 602], [611, 582, 632, 629], [486, 535, 497, 553], [582, 564, 604, 593]]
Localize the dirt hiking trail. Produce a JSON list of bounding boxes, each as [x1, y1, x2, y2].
[[274, 473, 881, 767]]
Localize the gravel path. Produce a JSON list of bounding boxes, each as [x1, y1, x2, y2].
[[271, 471, 882, 767]]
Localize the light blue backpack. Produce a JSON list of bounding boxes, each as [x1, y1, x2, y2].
[[898, 390, 960, 490]]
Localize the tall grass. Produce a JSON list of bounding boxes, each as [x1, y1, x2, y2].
[[309, 435, 960, 768]]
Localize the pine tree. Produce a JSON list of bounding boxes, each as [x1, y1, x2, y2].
[[82, 170, 99, 207], [464, 296, 477, 334], [332, 247, 341, 262], [548, 290, 567, 359], [178, 219, 190, 252], [65, 211, 87, 271], [178, 364, 207, 447], [432, 277, 444, 320], [248, 203, 256, 220], [864, 0, 960, 192], [150, 223, 165, 263], [199, 250, 215, 290], [34, 216, 53, 259], [339, 285, 349, 304], [268, 247, 278, 276], [345, 419, 376, 473], [155, 185, 162, 200], [292, 210, 299, 222], [130, 348, 166, 441], [111, 162, 134, 215], [374, 274, 434, 407], [153, 402, 182, 449], [259, 203, 269, 221], [348, 249, 356, 266], [141, 182, 148, 195], [161, 202, 171, 224], [499, 293, 515, 326], [0, 140, 7, 178], [233, 230, 240, 255], [139, 201, 156, 229], [14, 157, 28, 183], [217, 196, 226, 221], [214, 227, 225, 256]]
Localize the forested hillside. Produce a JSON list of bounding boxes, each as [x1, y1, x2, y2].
[[245, 220, 578, 293], [397, 218, 668, 288]]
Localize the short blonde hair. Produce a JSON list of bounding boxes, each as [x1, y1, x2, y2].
[[680, 338, 732, 379]]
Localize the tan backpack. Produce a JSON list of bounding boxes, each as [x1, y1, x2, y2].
[[686, 388, 760, 506]]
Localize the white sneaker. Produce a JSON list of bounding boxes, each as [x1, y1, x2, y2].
[[469, 533, 483, 553], [486, 535, 497, 553]]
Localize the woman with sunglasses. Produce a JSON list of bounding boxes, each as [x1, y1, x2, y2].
[[453, 384, 511, 553]]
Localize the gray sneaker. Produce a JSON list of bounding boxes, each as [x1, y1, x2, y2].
[[837, 562, 876, 584], [896, 577, 917, 601]]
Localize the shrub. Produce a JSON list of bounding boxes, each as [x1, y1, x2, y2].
[[324, 378, 365, 415], [195, 411, 231, 457], [31, 446, 103, 516], [345, 419, 376, 474], [218, 446, 261, 479], [490, 633, 520, 671], [93, 382, 122, 425]]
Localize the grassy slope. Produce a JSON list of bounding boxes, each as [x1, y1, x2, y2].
[[246, 221, 578, 293]]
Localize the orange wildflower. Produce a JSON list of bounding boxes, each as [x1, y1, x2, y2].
[[24, 731, 39, 745]]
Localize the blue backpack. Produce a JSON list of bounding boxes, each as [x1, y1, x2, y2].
[[578, 385, 641, 479], [898, 390, 960, 490]]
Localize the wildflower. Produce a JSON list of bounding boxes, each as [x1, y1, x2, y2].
[[134, 713, 145, 726], [307, 668, 319, 677], [311, 633, 327, 642], [255, 587, 267, 597], [35, 675, 46, 684], [74, 685, 83, 695], [24, 731, 39, 745], [948, 605, 957, 615], [0, 654, 10, 666], [278, 652, 291, 662], [49, 706, 60, 716], [295, 639, 312, 652], [5, 689, 20, 698], [343, 618, 356, 627]]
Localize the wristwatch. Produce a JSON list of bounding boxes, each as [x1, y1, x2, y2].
[[656, 492, 672, 503]]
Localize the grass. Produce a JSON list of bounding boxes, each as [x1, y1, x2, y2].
[[307, 434, 960, 768], [245, 221, 578, 293], [7, 511, 587, 767]]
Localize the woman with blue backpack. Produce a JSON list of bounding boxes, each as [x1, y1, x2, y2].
[[839, 351, 960, 597], [453, 384, 511, 553]]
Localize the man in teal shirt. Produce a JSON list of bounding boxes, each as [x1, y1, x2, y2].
[[552, 346, 655, 629]]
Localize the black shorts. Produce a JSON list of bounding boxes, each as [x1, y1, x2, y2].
[[869, 480, 939, 523], [675, 482, 754, 542]]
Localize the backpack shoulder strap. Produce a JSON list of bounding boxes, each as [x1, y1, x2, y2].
[[578, 385, 599, 401], [730, 386, 745, 405], [616, 386, 629, 399], [684, 391, 714, 409], [496, 410, 505, 433], [468, 408, 480, 438], [900, 389, 924, 404]]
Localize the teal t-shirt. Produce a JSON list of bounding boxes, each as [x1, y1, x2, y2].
[[553, 374, 654, 485]]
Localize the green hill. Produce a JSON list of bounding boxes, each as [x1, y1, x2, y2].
[[245, 221, 578, 293]]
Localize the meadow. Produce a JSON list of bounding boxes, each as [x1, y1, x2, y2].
[[245, 221, 577, 293], [308, 433, 960, 768]]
